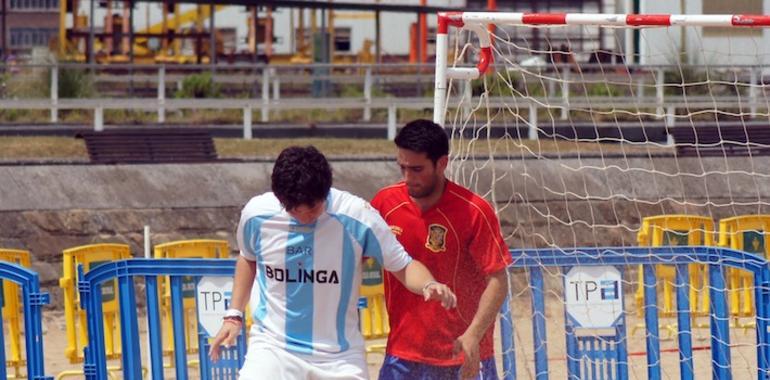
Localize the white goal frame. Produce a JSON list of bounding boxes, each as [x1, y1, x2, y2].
[[433, 11, 770, 127]]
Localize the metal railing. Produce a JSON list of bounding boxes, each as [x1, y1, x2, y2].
[[0, 62, 768, 139]]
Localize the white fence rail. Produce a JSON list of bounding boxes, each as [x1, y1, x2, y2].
[[1, 63, 768, 140]]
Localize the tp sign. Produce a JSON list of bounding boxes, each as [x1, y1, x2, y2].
[[197, 276, 234, 336], [565, 266, 623, 328]]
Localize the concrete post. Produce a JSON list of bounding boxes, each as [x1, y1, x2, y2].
[[656, 68, 665, 118], [261, 67, 270, 122], [363, 67, 372, 122], [243, 106, 253, 140], [387, 105, 397, 140], [463, 79, 472, 119], [561, 66, 569, 120], [272, 68, 280, 100], [50, 65, 58, 123], [749, 67, 758, 117], [666, 106, 676, 146], [158, 66, 166, 123], [94, 106, 104, 131], [529, 104, 538, 140]]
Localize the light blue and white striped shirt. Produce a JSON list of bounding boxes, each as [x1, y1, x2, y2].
[[236, 188, 412, 358]]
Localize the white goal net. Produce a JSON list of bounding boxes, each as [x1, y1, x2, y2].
[[434, 12, 770, 379]]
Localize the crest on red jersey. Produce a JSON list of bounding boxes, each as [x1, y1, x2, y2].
[[425, 224, 447, 253]]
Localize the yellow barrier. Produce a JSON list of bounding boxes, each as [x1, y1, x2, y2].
[[718, 215, 770, 325], [359, 257, 388, 354], [59, 244, 131, 366], [1, 249, 31, 379], [154, 239, 229, 358], [635, 215, 715, 323]]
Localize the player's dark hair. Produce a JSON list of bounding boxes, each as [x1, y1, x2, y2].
[[271, 146, 332, 210], [394, 119, 449, 164]]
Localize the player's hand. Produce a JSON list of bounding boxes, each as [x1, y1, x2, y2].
[[208, 319, 242, 362], [422, 281, 457, 309], [453, 332, 481, 379]]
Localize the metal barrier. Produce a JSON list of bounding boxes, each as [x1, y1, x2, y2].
[[153, 240, 229, 359], [501, 246, 770, 380], [76, 256, 384, 378], [59, 244, 131, 367], [0, 260, 52, 380], [635, 215, 714, 330], [719, 215, 770, 321], [359, 257, 388, 354], [79, 258, 245, 380], [77, 248, 770, 379], [0, 248, 31, 379]]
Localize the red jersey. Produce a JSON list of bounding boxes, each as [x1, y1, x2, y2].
[[371, 180, 511, 365]]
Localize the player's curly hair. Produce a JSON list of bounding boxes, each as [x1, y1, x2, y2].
[[394, 119, 449, 164], [271, 146, 332, 210]]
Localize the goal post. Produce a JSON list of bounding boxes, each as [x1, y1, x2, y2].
[[433, 11, 770, 380], [434, 12, 770, 126]]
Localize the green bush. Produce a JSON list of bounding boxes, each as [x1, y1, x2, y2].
[[339, 84, 389, 98], [57, 67, 96, 98], [584, 83, 623, 97], [175, 72, 221, 98], [663, 67, 710, 96]]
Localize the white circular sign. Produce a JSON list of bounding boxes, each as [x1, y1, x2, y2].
[[564, 266, 623, 328], [196, 276, 234, 337]]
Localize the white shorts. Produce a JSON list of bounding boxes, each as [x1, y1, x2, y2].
[[238, 343, 368, 380]]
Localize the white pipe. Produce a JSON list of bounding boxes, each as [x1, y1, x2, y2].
[[456, 12, 763, 27], [463, 12, 523, 25], [446, 68, 480, 80], [433, 33, 449, 127], [565, 14, 628, 26], [669, 15, 733, 27]]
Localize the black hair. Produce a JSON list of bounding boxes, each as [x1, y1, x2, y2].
[[394, 119, 449, 163], [271, 146, 332, 210]]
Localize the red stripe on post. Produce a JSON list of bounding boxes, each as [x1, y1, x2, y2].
[[626, 14, 671, 26], [522, 13, 567, 25], [477, 46, 493, 75], [732, 15, 770, 26], [437, 12, 464, 34]]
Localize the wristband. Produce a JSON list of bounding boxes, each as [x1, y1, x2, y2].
[[223, 315, 243, 322], [224, 309, 244, 319], [421, 280, 439, 293]]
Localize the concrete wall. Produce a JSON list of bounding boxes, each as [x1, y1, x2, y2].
[[4, 155, 770, 305]]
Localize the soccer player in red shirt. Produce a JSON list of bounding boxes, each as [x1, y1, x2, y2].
[[371, 119, 512, 379]]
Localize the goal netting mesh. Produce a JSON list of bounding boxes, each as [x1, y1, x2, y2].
[[436, 13, 770, 379]]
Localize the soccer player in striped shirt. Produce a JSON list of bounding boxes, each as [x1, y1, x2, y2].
[[208, 145, 457, 379], [372, 119, 512, 379]]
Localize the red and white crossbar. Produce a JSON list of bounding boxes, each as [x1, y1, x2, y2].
[[432, 12, 770, 126]]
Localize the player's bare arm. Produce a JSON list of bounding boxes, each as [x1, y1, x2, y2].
[[453, 268, 508, 378], [209, 256, 256, 361], [390, 260, 457, 309]]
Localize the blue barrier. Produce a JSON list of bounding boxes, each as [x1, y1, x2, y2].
[[0, 260, 52, 380], [77, 248, 770, 379], [78, 259, 244, 380], [501, 246, 770, 380]]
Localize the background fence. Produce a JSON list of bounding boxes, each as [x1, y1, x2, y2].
[[1, 62, 768, 139]]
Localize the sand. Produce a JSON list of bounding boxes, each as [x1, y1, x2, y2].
[[8, 296, 756, 379]]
